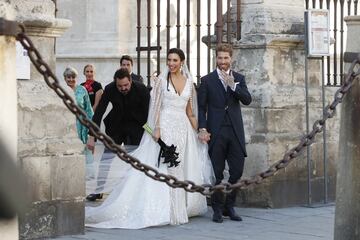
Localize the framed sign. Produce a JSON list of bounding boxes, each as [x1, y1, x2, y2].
[[305, 9, 330, 57], [16, 41, 30, 80]]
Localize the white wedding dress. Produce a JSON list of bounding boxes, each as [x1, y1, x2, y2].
[[85, 70, 214, 229]]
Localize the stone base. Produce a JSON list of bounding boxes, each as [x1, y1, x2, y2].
[[19, 200, 84, 239], [237, 175, 336, 208], [0, 218, 18, 240]]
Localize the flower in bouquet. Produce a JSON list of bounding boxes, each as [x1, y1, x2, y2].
[[143, 123, 180, 168]]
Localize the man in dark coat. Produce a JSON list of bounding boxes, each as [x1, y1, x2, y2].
[[198, 43, 252, 223], [120, 55, 144, 84], [91, 68, 149, 145], [86, 68, 150, 201]]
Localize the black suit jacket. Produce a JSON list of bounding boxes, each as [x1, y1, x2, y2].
[[131, 73, 144, 84], [92, 81, 150, 143], [197, 70, 252, 156]]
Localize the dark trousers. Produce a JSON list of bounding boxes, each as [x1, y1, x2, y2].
[[111, 125, 144, 146], [209, 125, 245, 211]]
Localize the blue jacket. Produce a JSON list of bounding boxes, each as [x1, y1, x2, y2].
[[197, 70, 252, 156]]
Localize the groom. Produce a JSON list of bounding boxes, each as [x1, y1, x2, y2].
[[197, 43, 252, 223]]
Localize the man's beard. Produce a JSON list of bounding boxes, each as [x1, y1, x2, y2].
[[217, 64, 230, 71], [120, 90, 129, 95]]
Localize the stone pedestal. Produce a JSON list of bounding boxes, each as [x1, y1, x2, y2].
[[334, 16, 360, 240], [230, 0, 338, 207], [0, 2, 18, 239], [2, 0, 85, 239]]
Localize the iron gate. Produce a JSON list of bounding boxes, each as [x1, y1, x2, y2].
[[135, 0, 242, 86], [305, 0, 360, 86]]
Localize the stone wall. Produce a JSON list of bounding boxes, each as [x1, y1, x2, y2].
[[334, 16, 360, 240], [0, 1, 18, 239], [230, 0, 339, 207], [2, 0, 86, 238]]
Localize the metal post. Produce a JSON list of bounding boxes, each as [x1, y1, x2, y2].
[[207, 0, 211, 73], [147, 0, 152, 86], [137, 0, 141, 77], [196, 0, 201, 85], [186, 0, 190, 70], [305, 56, 312, 206], [216, 0, 223, 43], [333, 0, 338, 85], [347, 0, 351, 16], [340, 0, 345, 84], [326, 0, 331, 85], [304, 11, 312, 206], [176, 0, 180, 48], [226, 0, 231, 43], [236, 0, 242, 40], [156, 0, 161, 75], [321, 57, 328, 204], [355, 0, 359, 14], [166, 0, 170, 53]]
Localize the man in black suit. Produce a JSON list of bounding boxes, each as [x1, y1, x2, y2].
[[120, 55, 144, 84], [86, 68, 150, 201], [198, 43, 252, 223]]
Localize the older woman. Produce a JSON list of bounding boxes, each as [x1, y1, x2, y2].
[[81, 64, 103, 112], [63, 67, 94, 144]]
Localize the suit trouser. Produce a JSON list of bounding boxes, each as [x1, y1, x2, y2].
[[209, 125, 245, 211]]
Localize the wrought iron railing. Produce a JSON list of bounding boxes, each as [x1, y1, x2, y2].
[[136, 0, 242, 86], [305, 0, 360, 86]]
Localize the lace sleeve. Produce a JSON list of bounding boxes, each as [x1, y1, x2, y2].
[[183, 65, 198, 126], [147, 75, 163, 130]]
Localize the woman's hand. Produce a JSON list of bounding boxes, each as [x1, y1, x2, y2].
[[198, 129, 211, 144], [86, 136, 95, 153], [152, 127, 160, 142]]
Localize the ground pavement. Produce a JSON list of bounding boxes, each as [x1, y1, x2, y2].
[[54, 205, 334, 240]]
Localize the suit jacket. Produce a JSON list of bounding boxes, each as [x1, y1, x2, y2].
[[131, 73, 144, 84], [92, 81, 150, 140], [197, 70, 252, 156]]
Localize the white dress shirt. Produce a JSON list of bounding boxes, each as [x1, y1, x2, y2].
[[216, 67, 238, 91]]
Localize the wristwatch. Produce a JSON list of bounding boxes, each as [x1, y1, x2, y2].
[[199, 128, 207, 132]]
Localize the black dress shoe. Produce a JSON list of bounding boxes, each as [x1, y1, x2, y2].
[[212, 211, 223, 223], [223, 208, 243, 221], [86, 193, 103, 201]]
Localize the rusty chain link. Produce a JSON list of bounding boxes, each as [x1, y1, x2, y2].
[[14, 23, 360, 196]]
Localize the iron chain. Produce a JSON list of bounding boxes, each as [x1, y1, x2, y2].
[[14, 24, 360, 196]]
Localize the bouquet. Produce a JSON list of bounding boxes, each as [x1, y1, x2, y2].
[[143, 123, 180, 168]]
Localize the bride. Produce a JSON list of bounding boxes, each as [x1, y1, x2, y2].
[[85, 48, 214, 229]]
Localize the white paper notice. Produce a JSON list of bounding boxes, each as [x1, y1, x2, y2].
[[16, 41, 30, 80], [308, 10, 330, 57]]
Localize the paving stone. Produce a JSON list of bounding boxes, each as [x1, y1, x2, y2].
[[53, 206, 334, 240]]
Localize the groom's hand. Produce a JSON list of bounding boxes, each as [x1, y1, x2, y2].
[[220, 70, 235, 89], [198, 128, 211, 143]]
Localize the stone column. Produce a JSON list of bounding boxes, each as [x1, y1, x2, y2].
[[334, 16, 360, 240], [55, 0, 131, 85], [228, 0, 339, 207], [5, 0, 85, 239], [0, 2, 18, 239]]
